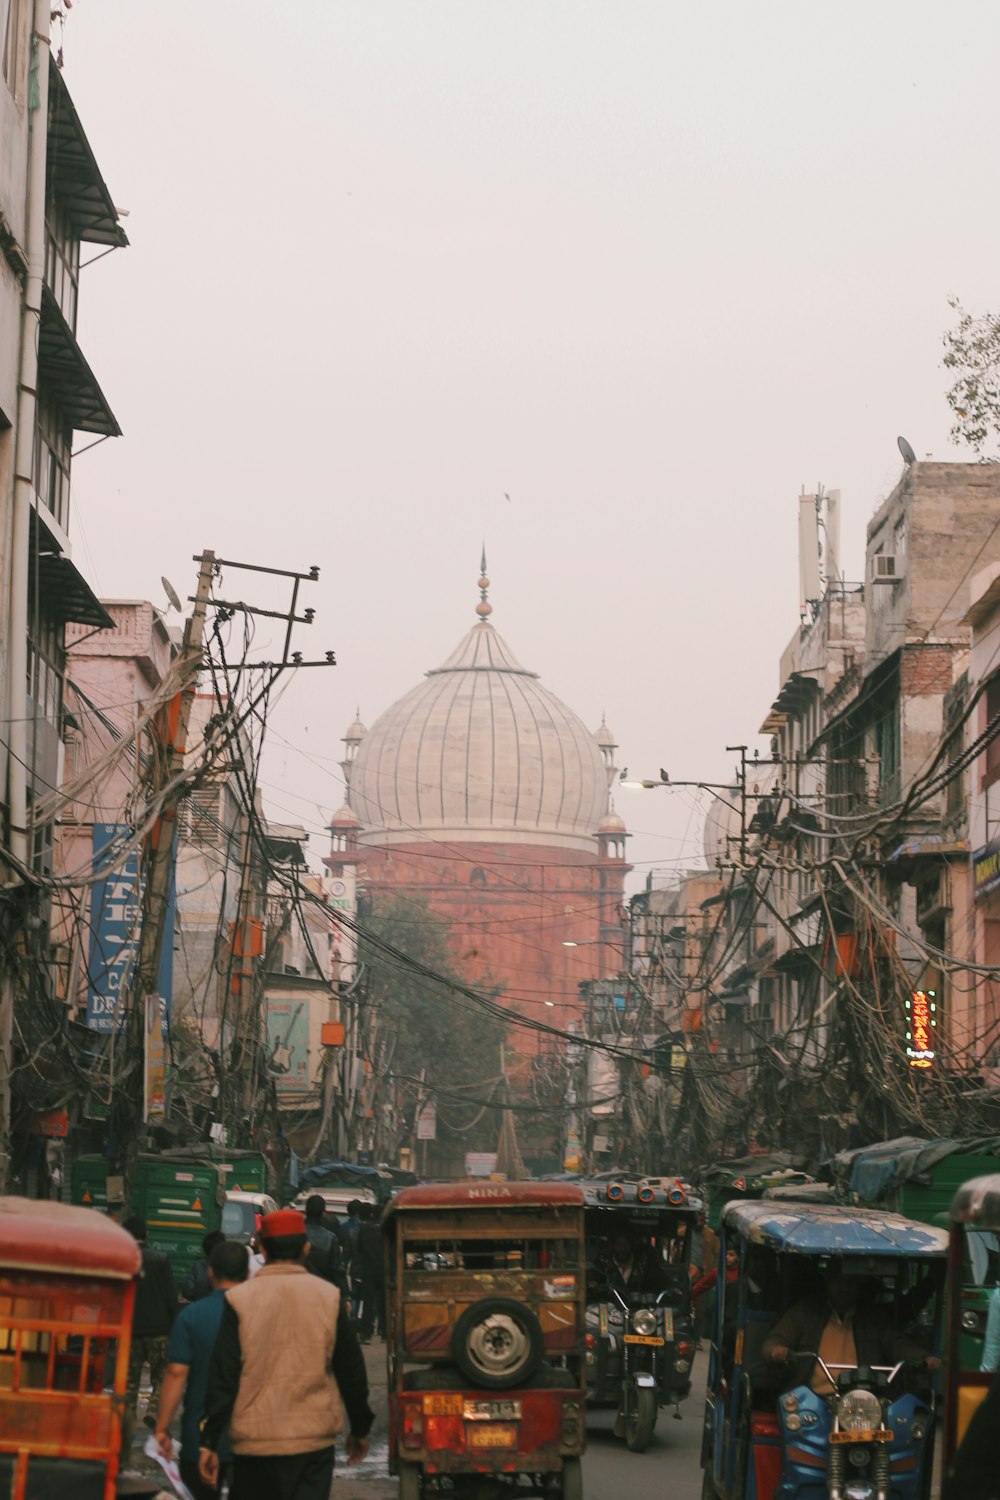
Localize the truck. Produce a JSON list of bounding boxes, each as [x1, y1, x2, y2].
[[832, 1135, 1000, 1367], [71, 1145, 269, 1286]]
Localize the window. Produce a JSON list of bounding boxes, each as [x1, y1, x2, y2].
[[876, 702, 900, 805], [44, 202, 80, 330], [2, 0, 22, 95], [33, 397, 72, 533], [985, 674, 1000, 790]]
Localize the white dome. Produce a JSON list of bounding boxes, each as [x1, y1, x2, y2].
[[350, 617, 611, 852]]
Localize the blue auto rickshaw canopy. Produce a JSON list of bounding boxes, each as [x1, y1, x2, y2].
[[722, 1199, 947, 1259]]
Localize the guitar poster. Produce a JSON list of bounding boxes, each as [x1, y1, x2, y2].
[[266, 999, 309, 1096]]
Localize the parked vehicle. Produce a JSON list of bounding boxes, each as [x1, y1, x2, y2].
[[944, 1172, 1000, 1467], [833, 1135, 1000, 1368], [0, 1197, 161, 1499], [384, 1181, 587, 1499], [581, 1178, 701, 1452], [701, 1199, 947, 1500], [71, 1152, 227, 1287], [221, 1190, 280, 1245], [701, 1154, 815, 1231]]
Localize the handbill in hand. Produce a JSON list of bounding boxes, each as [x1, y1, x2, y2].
[[143, 1432, 197, 1500]]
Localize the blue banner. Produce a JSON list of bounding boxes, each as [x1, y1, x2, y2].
[[85, 825, 176, 1031], [86, 825, 139, 1033]]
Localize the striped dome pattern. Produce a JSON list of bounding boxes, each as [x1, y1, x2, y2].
[[350, 620, 609, 851]]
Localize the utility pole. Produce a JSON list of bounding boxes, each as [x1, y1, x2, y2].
[[116, 551, 216, 1210]]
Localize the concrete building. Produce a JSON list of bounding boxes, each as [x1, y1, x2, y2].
[[0, 11, 126, 1181], [962, 562, 1000, 1084]]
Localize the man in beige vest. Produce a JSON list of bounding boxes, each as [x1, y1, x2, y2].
[[199, 1208, 373, 1499]]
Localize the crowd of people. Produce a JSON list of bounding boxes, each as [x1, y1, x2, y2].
[[120, 1196, 381, 1500]]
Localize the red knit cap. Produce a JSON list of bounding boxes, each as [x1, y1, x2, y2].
[[259, 1208, 306, 1240]]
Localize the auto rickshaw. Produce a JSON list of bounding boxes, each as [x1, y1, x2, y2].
[[701, 1199, 947, 1500], [580, 1177, 701, 1452], [384, 1181, 587, 1499], [0, 1197, 153, 1499], [943, 1172, 1000, 1467]]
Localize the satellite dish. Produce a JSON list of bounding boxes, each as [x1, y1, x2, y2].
[[897, 436, 917, 466], [161, 576, 182, 613]]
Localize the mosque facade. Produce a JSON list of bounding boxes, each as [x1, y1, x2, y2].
[[326, 562, 631, 1063]]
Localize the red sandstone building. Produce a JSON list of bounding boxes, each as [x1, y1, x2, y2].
[[326, 563, 631, 1063]]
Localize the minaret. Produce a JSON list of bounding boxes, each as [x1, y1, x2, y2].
[[340, 707, 367, 795], [594, 714, 619, 794]]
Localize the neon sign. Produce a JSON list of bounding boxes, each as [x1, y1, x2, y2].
[[905, 989, 937, 1068]]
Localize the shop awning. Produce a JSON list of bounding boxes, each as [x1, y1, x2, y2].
[[47, 58, 128, 247], [38, 285, 121, 436], [35, 553, 114, 629]]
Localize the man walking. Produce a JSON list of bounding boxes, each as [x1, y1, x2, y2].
[[121, 1216, 178, 1459], [354, 1202, 385, 1342], [154, 1239, 249, 1498], [199, 1208, 373, 1500], [303, 1194, 350, 1299]]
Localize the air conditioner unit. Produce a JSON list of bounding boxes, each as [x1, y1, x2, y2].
[[870, 553, 901, 583]]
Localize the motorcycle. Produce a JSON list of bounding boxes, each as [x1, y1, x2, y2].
[[585, 1283, 696, 1452], [774, 1352, 934, 1500]]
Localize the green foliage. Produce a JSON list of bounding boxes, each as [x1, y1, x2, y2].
[[943, 299, 1000, 458], [359, 892, 505, 1108]]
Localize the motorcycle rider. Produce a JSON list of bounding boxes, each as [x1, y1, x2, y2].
[[604, 1230, 670, 1297], [762, 1265, 941, 1396]]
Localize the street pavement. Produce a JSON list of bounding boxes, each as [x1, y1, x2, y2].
[[132, 1344, 943, 1499], [335, 1344, 709, 1500]]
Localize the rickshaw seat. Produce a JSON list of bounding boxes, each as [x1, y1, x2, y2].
[[403, 1362, 577, 1391]]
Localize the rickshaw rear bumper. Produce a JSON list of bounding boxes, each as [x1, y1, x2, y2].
[[389, 1387, 586, 1474]]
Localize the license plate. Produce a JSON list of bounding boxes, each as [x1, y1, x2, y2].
[[424, 1394, 463, 1416], [467, 1424, 518, 1449], [624, 1334, 665, 1346], [829, 1429, 893, 1444]]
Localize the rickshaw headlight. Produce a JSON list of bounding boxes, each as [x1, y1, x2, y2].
[[838, 1391, 881, 1432], [961, 1309, 980, 1332], [675, 1359, 691, 1374], [781, 1395, 799, 1413], [631, 1309, 657, 1337], [785, 1414, 802, 1431], [910, 1416, 929, 1442]]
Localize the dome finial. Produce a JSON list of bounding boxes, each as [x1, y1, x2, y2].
[[476, 544, 492, 620]]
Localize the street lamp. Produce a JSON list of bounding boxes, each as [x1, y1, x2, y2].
[[619, 769, 740, 795]]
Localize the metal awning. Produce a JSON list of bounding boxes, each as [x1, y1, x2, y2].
[[38, 285, 120, 436], [760, 671, 822, 735], [888, 835, 969, 863], [35, 553, 114, 629], [47, 59, 128, 247]]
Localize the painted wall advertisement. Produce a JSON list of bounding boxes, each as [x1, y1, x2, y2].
[[266, 999, 309, 1096]]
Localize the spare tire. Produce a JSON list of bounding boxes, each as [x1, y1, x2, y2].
[[451, 1298, 544, 1390]]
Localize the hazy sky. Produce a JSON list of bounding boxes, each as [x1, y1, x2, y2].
[[62, 1, 1000, 890]]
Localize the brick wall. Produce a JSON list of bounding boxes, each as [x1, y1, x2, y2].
[[901, 645, 955, 696]]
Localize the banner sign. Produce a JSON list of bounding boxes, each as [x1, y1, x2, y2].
[[973, 835, 1000, 900], [86, 826, 140, 1032], [144, 995, 168, 1120], [266, 999, 309, 1096], [905, 989, 937, 1068], [86, 825, 175, 1031]]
